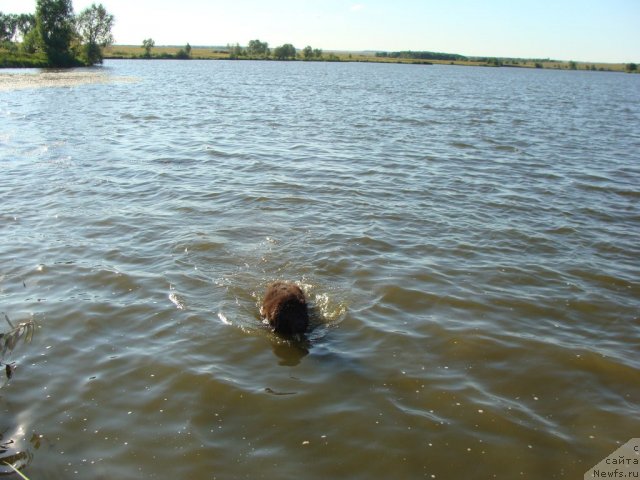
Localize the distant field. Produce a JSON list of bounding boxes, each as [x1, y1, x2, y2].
[[103, 45, 629, 72], [105, 45, 228, 60]]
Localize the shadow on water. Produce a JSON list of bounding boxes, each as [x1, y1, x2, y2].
[[264, 299, 343, 366], [270, 335, 310, 367]]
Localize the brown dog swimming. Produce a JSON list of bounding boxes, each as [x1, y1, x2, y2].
[[260, 281, 309, 335]]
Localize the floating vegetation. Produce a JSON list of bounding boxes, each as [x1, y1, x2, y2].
[[0, 71, 137, 92], [0, 435, 32, 478], [0, 314, 36, 477], [1, 313, 36, 386], [3, 460, 31, 480]]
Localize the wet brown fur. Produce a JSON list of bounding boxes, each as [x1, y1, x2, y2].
[[260, 281, 309, 335]]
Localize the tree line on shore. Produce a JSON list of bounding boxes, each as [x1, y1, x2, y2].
[[137, 38, 329, 62], [0, 0, 114, 67], [376, 50, 467, 62], [230, 40, 324, 61]]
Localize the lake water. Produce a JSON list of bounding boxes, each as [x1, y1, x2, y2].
[[1, 60, 639, 479]]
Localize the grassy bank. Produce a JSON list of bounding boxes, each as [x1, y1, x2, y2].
[[0, 49, 49, 68], [0, 47, 92, 69], [102, 45, 632, 72]]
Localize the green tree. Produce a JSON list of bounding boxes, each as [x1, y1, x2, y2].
[[0, 12, 37, 51], [273, 43, 296, 60], [22, 28, 39, 53], [16, 14, 36, 41], [302, 45, 313, 60], [227, 42, 243, 59], [175, 42, 191, 59], [247, 39, 269, 58], [0, 13, 18, 44], [142, 38, 154, 58], [626, 63, 637, 72], [76, 3, 114, 65], [36, 0, 76, 66], [1, 12, 36, 44]]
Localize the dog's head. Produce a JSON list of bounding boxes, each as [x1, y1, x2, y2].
[[261, 281, 309, 335]]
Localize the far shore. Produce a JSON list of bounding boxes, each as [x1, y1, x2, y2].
[[1, 44, 634, 72], [100, 45, 632, 73]]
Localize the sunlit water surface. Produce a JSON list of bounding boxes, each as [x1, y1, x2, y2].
[[1, 60, 639, 479]]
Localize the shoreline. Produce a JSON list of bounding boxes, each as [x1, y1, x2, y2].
[[103, 45, 638, 72], [1, 45, 634, 73]]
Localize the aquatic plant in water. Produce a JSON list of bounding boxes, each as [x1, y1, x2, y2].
[[1, 313, 35, 384], [0, 313, 36, 478], [4, 459, 31, 479]]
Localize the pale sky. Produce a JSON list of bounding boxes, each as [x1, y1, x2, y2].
[[2, 0, 639, 63]]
